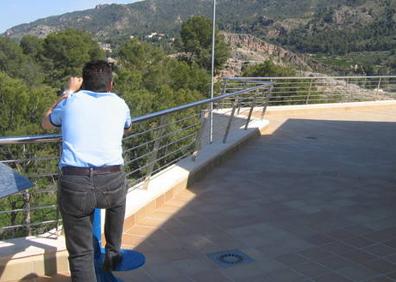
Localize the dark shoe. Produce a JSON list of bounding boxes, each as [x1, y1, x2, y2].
[[103, 251, 123, 272]]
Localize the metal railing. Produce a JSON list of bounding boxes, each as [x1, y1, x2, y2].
[[221, 76, 396, 107], [0, 82, 272, 240]]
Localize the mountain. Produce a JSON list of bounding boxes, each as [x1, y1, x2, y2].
[[3, 0, 389, 40]]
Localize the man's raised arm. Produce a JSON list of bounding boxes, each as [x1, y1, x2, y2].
[[41, 77, 83, 130]]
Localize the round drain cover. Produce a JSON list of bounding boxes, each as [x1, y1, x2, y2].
[[219, 253, 244, 265]]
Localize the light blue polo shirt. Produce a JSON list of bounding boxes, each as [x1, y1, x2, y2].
[[50, 90, 132, 168]]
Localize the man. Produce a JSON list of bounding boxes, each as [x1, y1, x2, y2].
[[42, 60, 132, 282]]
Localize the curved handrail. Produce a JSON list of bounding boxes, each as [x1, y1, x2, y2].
[[0, 82, 272, 145]]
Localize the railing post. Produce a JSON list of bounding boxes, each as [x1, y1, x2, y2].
[[55, 181, 61, 238], [244, 90, 258, 130], [261, 86, 273, 120], [56, 142, 62, 238], [218, 79, 228, 119], [221, 79, 228, 96], [21, 144, 32, 236], [235, 96, 240, 115], [237, 82, 247, 115], [192, 109, 209, 161], [305, 80, 314, 104], [223, 99, 238, 144], [143, 116, 167, 190], [376, 77, 382, 99], [347, 78, 354, 102], [23, 190, 31, 236]]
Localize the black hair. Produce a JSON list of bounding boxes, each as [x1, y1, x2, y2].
[[82, 60, 112, 92]]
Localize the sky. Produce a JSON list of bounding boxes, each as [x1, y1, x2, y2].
[[0, 0, 141, 33]]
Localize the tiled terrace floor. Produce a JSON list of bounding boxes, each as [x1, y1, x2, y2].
[[117, 104, 396, 282]]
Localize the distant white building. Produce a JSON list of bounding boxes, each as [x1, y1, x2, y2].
[[145, 32, 166, 40], [99, 42, 112, 53], [107, 57, 117, 65], [147, 32, 158, 39]]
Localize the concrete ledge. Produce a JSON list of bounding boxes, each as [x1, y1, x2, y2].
[[0, 116, 269, 281], [0, 235, 69, 281], [266, 100, 396, 114]]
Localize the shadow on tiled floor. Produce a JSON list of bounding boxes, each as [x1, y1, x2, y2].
[[119, 107, 396, 282]]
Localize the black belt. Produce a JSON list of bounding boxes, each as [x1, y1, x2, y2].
[[62, 165, 122, 176]]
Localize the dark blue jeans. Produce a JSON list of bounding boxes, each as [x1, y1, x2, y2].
[[59, 171, 127, 282]]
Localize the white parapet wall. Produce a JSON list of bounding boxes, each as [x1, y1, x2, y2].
[[266, 100, 396, 113]]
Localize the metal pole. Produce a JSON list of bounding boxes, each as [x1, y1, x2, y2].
[[223, 100, 237, 144], [261, 86, 273, 120], [305, 80, 313, 104], [245, 90, 258, 130], [209, 0, 216, 144], [192, 109, 209, 161], [376, 77, 382, 99], [93, 209, 102, 256], [143, 116, 167, 190]]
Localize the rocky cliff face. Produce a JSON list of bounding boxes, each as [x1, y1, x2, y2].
[[220, 33, 311, 77]]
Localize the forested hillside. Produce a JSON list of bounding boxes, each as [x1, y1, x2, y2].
[[275, 0, 396, 74], [0, 31, 214, 137], [3, 0, 396, 74]]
